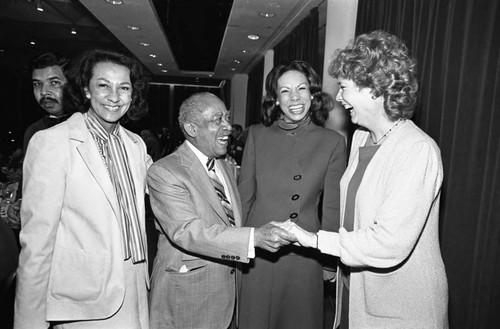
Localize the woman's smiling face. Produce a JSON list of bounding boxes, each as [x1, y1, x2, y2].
[[277, 70, 312, 123], [336, 78, 379, 128], [85, 61, 132, 133]]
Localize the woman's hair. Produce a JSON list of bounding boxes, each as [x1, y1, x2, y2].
[[262, 60, 330, 127], [329, 30, 418, 120], [64, 48, 150, 119]]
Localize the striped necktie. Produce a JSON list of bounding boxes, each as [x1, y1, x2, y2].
[[206, 158, 235, 226]]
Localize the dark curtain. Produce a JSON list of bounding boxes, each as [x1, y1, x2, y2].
[[274, 7, 320, 73], [245, 58, 264, 126], [356, 0, 500, 328]]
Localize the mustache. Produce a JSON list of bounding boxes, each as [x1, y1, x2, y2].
[[39, 96, 59, 105]]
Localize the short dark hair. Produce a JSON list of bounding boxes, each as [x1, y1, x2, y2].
[[232, 124, 242, 132], [30, 52, 69, 73], [262, 60, 330, 127], [63, 48, 150, 118], [329, 30, 418, 120]]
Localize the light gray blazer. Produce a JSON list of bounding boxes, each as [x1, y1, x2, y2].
[[147, 141, 252, 329], [15, 113, 151, 329]]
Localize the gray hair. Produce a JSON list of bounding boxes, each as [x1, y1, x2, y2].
[[178, 92, 217, 134]]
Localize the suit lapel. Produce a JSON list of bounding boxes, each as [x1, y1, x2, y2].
[[218, 159, 242, 227], [178, 142, 230, 226], [68, 114, 121, 220]]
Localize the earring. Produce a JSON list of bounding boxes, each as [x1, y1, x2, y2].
[[311, 95, 314, 100], [371, 95, 376, 100], [86, 94, 91, 99], [275, 101, 280, 106]]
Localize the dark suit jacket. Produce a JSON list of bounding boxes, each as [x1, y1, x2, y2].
[[147, 141, 252, 329]]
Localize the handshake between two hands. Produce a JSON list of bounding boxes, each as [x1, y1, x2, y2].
[[254, 219, 317, 253]]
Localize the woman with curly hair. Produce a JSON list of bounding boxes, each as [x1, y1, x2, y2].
[[15, 48, 152, 329], [281, 31, 449, 328], [238, 60, 346, 329]]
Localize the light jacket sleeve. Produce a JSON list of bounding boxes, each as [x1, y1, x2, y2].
[[339, 141, 443, 268], [15, 131, 67, 329]]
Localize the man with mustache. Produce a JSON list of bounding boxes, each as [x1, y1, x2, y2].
[[23, 52, 70, 153]]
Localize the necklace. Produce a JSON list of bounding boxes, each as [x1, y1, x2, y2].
[[370, 119, 403, 144]]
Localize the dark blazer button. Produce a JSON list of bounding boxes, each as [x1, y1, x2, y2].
[[290, 212, 298, 219], [230, 269, 235, 274], [293, 175, 302, 180], [291, 194, 300, 201], [235, 256, 240, 260], [221, 255, 226, 259], [230, 255, 235, 260]]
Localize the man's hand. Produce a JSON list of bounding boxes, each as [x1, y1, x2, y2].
[[254, 222, 297, 252]]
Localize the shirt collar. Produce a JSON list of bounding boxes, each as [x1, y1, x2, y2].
[[85, 110, 121, 141], [186, 140, 210, 171]]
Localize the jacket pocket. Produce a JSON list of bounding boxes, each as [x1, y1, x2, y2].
[[363, 271, 404, 318], [50, 247, 107, 302]]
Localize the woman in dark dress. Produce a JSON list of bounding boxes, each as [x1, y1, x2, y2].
[[238, 60, 346, 329]]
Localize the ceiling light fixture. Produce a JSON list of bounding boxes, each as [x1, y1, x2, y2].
[[139, 42, 150, 47], [242, 50, 248, 53], [105, 0, 123, 5], [247, 34, 260, 40], [36, 0, 44, 12], [259, 12, 275, 18], [231, 68, 236, 71], [30, 40, 36, 45], [161, 69, 168, 73], [157, 63, 163, 67], [70, 27, 77, 35], [234, 60, 241, 64], [127, 25, 140, 30], [149, 54, 157, 58]]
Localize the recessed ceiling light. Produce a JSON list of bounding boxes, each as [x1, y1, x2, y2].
[[157, 63, 163, 67], [127, 25, 140, 30], [259, 12, 275, 18], [234, 60, 241, 64], [70, 27, 77, 35], [231, 68, 236, 71], [36, 0, 44, 12], [149, 54, 157, 58], [247, 34, 260, 40], [0, 49, 5, 52], [242, 50, 248, 53], [139, 42, 150, 47], [161, 69, 168, 73], [30, 41, 36, 45], [105, 0, 123, 5], [208, 74, 213, 77]]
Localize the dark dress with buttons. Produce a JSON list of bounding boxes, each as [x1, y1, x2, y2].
[[238, 122, 346, 329]]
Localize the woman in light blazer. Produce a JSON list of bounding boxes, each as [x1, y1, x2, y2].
[[282, 31, 449, 329], [15, 49, 152, 329]]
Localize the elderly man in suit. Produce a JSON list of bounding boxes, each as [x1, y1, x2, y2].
[[147, 92, 294, 329]]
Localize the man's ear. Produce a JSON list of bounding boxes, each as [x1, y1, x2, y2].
[[183, 122, 197, 138]]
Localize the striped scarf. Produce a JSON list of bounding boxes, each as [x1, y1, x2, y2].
[[85, 111, 146, 263]]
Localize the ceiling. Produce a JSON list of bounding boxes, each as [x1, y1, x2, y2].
[[0, 0, 324, 86]]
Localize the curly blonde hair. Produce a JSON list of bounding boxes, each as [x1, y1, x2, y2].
[[329, 30, 418, 120]]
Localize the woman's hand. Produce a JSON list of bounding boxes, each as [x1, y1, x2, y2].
[[276, 220, 317, 249]]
